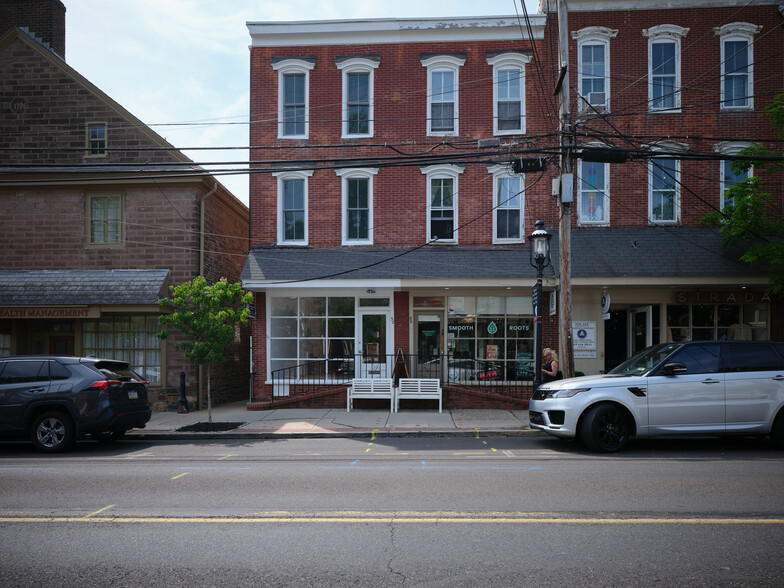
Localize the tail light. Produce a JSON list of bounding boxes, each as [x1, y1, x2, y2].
[[89, 380, 122, 390]]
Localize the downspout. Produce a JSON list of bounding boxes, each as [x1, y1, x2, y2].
[[196, 179, 219, 409]]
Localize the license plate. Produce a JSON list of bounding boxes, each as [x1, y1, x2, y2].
[[128, 391, 138, 399]]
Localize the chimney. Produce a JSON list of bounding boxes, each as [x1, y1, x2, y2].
[[0, 0, 67, 60]]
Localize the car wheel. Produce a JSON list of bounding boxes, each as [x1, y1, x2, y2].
[[30, 411, 75, 453], [772, 411, 784, 450], [92, 429, 126, 443], [579, 403, 631, 453]]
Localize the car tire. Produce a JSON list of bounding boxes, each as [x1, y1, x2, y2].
[[92, 429, 126, 443], [30, 411, 75, 453], [772, 410, 784, 450], [579, 403, 631, 453]]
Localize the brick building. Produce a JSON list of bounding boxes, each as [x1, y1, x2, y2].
[[0, 1, 250, 409], [242, 0, 781, 408]]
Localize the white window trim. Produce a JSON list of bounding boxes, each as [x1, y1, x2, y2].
[[486, 53, 530, 136], [335, 167, 378, 245], [421, 164, 464, 243], [421, 55, 465, 137], [572, 26, 618, 113], [274, 169, 314, 246], [647, 153, 681, 225], [85, 121, 107, 158], [715, 141, 754, 209], [337, 57, 379, 139], [643, 25, 688, 113], [488, 164, 524, 243], [577, 159, 610, 226], [273, 58, 315, 139], [715, 22, 761, 112]]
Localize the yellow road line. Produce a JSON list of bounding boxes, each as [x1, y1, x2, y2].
[[170, 473, 189, 480], [83, 505, 114, 519], [217, 455, 235, 461], [2, 515, 783, 525]]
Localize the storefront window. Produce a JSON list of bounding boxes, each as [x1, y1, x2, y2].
[[447, 296, 534, 381], [83, 315, 161, 383], [270, 296, 356, 379], [667, 303, 768, 341]]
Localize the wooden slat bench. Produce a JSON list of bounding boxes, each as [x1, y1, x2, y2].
[[395, 378, 442, 413], [347, 378, 395, 412]]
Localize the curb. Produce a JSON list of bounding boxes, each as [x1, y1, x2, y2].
[[127, 428, 543, 441]]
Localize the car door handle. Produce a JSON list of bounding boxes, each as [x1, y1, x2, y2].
[[701, 379, 722, 384], [773, 375, 784, 382], [29, 387, 46, 393]]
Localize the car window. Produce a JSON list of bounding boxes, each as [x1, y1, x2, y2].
[[608, 342, 681, 376], [668, 344, 720, 375], [0, 360, 49, 384], [92, 361, 144, 382], [723, 343, 783, 372], [49, 361, 71, 380]]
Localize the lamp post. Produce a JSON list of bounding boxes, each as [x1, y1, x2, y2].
[[529, 220, 552, 390]]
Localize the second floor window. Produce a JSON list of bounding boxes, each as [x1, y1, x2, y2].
[[430, 177, 455, 241], [650, 159, 679, 223], [579, 161, 609, 224], [283, 179, 305, 242], [87, 193, 122, 245], [721, 160, 751, 209], [495, 175, 523, 242]]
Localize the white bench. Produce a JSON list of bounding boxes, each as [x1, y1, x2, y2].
[[395, 378, 442, 413], [347, 378, 395, 412]]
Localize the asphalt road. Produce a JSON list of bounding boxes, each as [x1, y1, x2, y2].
[[1, 435, 783, 587]]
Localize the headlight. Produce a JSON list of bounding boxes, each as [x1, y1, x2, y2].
[[547, 387, 591, 399]]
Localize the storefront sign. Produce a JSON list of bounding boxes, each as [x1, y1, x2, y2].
[[676, 291, 771, 304], [572, 321, 596, 351], [0, 307, 99, 319]]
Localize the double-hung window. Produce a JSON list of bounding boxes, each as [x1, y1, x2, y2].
[[336, 56, 379, 138], [275, 170, 313, 245], [86, 192, 123, 246], [715, 23, 760, 110], [422, 164, 464, 242], [489, 165, 524, 243], [578, 160, 609, 225], [717, 142, 754, 209], [421, 54, 465, 136], [273, 58, 316, 139], [573, 27, 617, 112], [336, 168, 378, 245], [644, 25, 688, 111], [86, 122, 107, 157], [486, 52, 530, 135], [649, 158, 680, 223]]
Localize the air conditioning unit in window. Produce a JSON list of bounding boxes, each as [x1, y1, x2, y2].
[[584, 92, 607, 112]]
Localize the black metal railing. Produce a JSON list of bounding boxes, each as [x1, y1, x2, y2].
[[266, 354, 535, 405]]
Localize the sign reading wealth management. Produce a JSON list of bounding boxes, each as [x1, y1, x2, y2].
[[0, 308, 99, 319]]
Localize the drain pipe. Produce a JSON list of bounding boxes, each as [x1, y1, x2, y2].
[[196, 179, 219, 409]]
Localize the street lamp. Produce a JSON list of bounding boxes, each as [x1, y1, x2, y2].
[[529, 220, 552, 390]]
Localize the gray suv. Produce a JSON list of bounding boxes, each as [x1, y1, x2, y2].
[[0, 356, 151, 452], [529, 341, 784, 452]]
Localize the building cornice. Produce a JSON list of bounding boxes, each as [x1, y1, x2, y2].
[[539, 0, 778, 12], [248, 16, 545, 47]]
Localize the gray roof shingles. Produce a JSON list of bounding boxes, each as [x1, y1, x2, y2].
[[0, 270, 171, 306], [242, 228, 767, 283]]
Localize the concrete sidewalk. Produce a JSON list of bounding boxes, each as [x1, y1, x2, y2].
[[128, 401, 535, 439]]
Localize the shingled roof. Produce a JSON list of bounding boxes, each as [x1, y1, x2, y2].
[[0, 270, 170, 306], [242, 227, 767, 283]]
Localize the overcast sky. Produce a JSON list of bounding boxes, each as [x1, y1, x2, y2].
[[64, 0, 542, 205]]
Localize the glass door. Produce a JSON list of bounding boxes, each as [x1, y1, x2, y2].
[[415, 313, 442, 379], [357, 310, 391, 378], [628, 306, 652, 357]]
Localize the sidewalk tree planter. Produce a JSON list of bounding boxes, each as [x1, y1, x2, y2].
[[158, 277, 253, 422]]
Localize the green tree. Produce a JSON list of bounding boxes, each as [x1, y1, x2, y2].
[[158, 277, 253, 422], [701, 94, 784, 294]]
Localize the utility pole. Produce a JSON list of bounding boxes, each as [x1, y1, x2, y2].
[[556, 0, 574, 378]]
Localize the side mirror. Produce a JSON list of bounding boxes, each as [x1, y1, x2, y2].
[[660, 362, 687, 376]]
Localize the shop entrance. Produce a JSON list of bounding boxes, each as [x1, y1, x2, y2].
[[629, 306, 653, 357], [604, 310, 627, 372], [414, 312, 442, 378], [357, 310, 391, 378]]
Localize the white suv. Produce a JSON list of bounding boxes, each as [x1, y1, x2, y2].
[[529, 341, 784, 452]]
